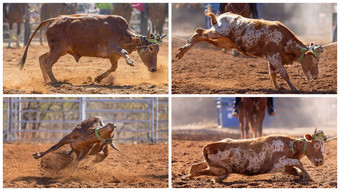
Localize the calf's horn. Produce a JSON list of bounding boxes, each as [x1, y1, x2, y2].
[[147, 29, 151, 40], [110, 142, 120, 152]]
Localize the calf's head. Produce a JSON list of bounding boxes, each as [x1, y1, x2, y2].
[[97, 122, 119, 151], [299, 43, 324, 81], [138, 30, 167, 72], [304, 129, 327, 167]]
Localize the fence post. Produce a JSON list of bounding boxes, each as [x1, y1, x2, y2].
[[18, 97, 22, 140], [151, 98, 155, 143], [6, 98, 10, 143], [155, 97, 159, 144], [81, 97, 87, 121]]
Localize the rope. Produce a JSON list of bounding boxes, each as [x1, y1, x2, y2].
[[326, 136, 337, 142], [118, 127, 169, 140], [172, 36, 189, 42], [321, 42, 337, 48], [137, 40, 168, 49]]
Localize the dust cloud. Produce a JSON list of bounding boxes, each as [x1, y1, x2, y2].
[[172, 97, 337, 134], [280, 3, 336, 42]]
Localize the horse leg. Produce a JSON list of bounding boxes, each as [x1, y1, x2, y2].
[[249, 113, 257, 138], [16, 22, 21, 47], [8, 23, 13, 48], [239, 113, 245, 139]]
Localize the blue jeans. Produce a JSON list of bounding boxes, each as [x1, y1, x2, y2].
[[99, 9, 111, 15]]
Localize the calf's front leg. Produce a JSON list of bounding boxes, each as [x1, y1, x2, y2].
[[272, 156, 311, 181], [268, 56, 298, 91]]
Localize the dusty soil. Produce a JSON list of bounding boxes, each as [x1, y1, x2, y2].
[[172, 38, 337, 94], [172, 130, 337, 188], [3, 143, 168, 188], [3, 41, 168, 94]]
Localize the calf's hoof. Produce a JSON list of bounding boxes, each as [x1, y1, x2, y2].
[[94, 76, 103, 83], [126, 59, 135, 66], [175, 49, 185, 60], [32, 153, 41, 159], [181, 175, 190, 180]]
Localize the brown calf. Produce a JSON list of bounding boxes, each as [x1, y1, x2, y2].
[[33, 116, 119, 165], [176, 8, 324, 91], [238, 98, 267, 139], [39, 3, 77, 45], [19, 14, 166, 84], [183, 129, 327, 183]]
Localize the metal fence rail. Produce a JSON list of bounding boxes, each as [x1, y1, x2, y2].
[[3, 97, 168, 144]]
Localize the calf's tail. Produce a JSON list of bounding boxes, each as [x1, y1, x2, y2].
[[18, 18, 54, 69], [205, 5, 217, 26], [203, 145, 227, 171]]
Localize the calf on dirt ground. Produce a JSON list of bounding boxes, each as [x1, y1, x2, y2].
[[33, 116, 119, 165], [19, 14, 166, 84], [176, 7, 324, 91], [183, 129, 327, 183]]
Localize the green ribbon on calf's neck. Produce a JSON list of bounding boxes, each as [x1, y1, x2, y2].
[[298, 45, 323, 63], [291, 138, 308, 155], [95, 126, 112, 144], [138, 47, 146, 56]]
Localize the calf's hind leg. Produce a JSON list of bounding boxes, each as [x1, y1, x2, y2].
[[39, 50, 66, 84], [33, 133, 72, 159], [176, 28, 213, 60], [182, 161, 208, 179], [185, 164, 227, 183]]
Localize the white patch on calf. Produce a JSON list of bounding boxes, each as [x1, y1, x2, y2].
[[207, 139, 285, 173], [271, 156, 301, 173], [266, 29, 283, 45], [284, 39, 295, 52], [271, 140, 284, 152]]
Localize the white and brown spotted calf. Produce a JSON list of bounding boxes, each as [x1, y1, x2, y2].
[[183, 130, 327, 183], [176, 7, 324, 91]]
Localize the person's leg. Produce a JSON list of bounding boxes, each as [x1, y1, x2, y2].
[[267, 97, 275, 116], [232, 97, 241, 117]]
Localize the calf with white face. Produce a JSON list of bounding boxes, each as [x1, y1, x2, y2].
[[183, 129, 327, 183]]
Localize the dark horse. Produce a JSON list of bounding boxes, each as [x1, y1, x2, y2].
[[220, 3, 258, 18], [4, 3, 29, 47], [147, 3, 167, 35], [238, 98, 267, 139]]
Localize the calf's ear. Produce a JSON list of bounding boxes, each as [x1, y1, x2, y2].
[[305, 134, 313, 142]]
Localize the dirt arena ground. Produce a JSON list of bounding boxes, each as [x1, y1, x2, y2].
[[172, 128, 337, 188], [3, 41, 168, 94], [3, 143, 168, 188], [172, 38, 337, 94]]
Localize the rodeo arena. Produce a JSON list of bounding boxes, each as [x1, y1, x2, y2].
[[3, 3, 169, 94], [172, 3, 337, 94], [172, 97, 337, 188], [3, 97, 169, 188]]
